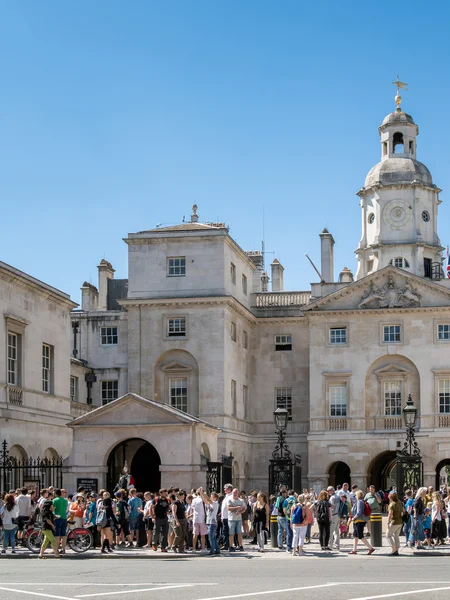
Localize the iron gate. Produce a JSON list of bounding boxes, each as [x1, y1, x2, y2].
[[206, 454, 234, 494], [396, 453, 423, 493], [0, 440, 63, 493], [269, 458, 293, 495]]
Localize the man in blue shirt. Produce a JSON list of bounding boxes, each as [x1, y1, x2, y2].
[[128, 488, 142, 545]]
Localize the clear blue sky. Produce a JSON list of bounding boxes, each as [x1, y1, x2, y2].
[[2, 1, 450, 303]]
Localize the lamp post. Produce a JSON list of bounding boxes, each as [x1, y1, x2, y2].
[[396, 394, 423, 494], [268, 408, 294, 494]]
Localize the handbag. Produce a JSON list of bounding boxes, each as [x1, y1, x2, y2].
[[11, 517, 19, 525]]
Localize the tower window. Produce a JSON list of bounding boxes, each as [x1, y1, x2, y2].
[[368, 213, 375, 224], [409, 140, 414, 154], [388, 258, 410, 269], [424, 258, 432, 278], [383, 142, 388, 156], [393, 132, 404, 153], [422, 210, 430, 222]]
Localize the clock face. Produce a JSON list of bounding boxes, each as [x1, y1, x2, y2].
[[382, 200, 411, 229]]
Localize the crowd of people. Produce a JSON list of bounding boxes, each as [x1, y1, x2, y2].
[[1, 481, 450, 557]]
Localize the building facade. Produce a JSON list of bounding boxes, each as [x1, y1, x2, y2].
[[65, 101, 450, 494]]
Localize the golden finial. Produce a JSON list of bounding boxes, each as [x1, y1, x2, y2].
[[392, 76, 408, 111]]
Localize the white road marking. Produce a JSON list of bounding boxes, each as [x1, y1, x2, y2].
[[75, 584, 194, 598], [0, 583, 216, 586], [347, 587, 450, 600], [0, 587, 76, 600], [195, 583, 338, 600]]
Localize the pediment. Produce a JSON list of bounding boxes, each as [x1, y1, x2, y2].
[[160, 361, 192, 372], [305, 267, 450, 312], [69, 393, 213, 429], [374, 365, 410, 376]]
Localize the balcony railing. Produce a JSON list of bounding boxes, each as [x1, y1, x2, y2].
[[253, 291, 311, 308], [70, 402, 95, 419], [328, 418, 348, 431], [438, 415, 450, 428], [383, 417, 403, 430], [7, 386, 23, 406]]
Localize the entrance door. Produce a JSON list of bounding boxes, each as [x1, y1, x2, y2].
[[107, 438, 161, 493]]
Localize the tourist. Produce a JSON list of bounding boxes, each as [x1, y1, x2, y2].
[[386, 491, 403, 555], [226, 487, 245, 552], [128, 488, 142, 545], [291, 494, 313, 556], [252, 492, 269, 553], [328, 486, 341, 551], [172, 490, 188, 553], [283, 490, 296, 553], [349, 490, 375, 555], [205, 491, 220, 555], [304, 493, 314, 543], [191, 487, 209, 553], [99, 495, 118, 554], [423, 508, 432, 547], [220, 484, 233, 550], [409, 487, 426, 549], [16, 487, 32, 546], [69, 493, 86, 528], [0, 493, 19, 554], [38, 500, 60, 559], [240, 491, 250, 537], [431, 491, 446, 545], [275, 486, 288, 550], [315, 490, 331, 551], [142, 492, 154, 548], [364, 485, 382, 534], [115, 490, 133, 547], [403, 489, 414, 543], [52, 488, 68, 554], [151, 489, 170, 552]]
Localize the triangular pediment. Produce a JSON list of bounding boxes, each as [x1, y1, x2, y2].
[[160, 361, 192, 372], [374, 364, 410, 376], [305, 267, 450, 312], [69, 393, 216, 429]]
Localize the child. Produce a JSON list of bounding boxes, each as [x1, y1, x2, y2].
[[423, 507, 432, 547]]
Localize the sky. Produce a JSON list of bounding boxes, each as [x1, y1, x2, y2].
[[2, 0, 450, 304]]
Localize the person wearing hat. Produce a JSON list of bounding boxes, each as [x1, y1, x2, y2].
[[69, 493, 86, 528]]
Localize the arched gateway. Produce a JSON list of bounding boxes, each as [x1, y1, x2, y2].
[[107, 438, 161, 493]]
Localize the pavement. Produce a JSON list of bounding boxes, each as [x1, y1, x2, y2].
[[1, 549, 450, 600]]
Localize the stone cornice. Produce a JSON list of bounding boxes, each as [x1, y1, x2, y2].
[[306, 305, 450, 317], [0, 262, 78, 309], [357, 182, 441, 196]]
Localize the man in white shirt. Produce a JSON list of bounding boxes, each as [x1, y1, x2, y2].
[[220, 484, 233, 550], [16, 487, 32, 544], [226, 488, 245, 552], [338, 483, 355, 505]]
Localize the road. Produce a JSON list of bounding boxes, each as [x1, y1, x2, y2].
[[0, 555, 449, 600]]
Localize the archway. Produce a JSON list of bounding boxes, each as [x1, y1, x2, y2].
[[367, 451, 397, 491], [328, 461, 351, 488], [435, 459, 450, 490], [107, 438, 161, 493]]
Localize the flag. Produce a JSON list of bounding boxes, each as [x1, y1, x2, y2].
[[447, 246, 450, 278]]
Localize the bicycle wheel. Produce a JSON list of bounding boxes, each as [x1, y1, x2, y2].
[[26, 529, 43, 554], [67, 528, 93, 553]]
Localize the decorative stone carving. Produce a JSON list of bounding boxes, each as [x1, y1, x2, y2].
[[358, 276, 421, 309]]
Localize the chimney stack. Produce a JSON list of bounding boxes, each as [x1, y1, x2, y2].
[[271, 259, 284, 292], [81, 282, 98, 311], [97, 260, 115, 311], [319, 229, 335, 283]]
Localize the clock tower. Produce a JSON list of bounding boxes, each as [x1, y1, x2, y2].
[[355, 92, 443, 280]]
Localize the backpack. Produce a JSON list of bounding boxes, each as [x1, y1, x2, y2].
[[275, 495, 285, 517], [96, 505, 107, 528], [363, 501, 372, 517], [316, 500, 329, 523], [366, 494, 379, 512], [284, 497, 296, 521], [291, 505, 304, 525]]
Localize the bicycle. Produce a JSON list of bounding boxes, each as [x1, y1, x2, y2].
[[27, 525, 93, 554]]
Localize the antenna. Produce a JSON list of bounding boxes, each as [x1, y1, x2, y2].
[[305, 254, 325, 283], [261, 205, 275, 267]]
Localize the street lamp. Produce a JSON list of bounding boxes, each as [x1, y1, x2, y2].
[[396, 394, 423, 494], [269, 408, 294, 494]]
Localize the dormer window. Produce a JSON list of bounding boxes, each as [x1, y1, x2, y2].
[[389, 257, 410, 269], [393, 132, 404, 153]]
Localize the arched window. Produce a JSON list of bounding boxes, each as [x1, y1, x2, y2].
[[393, 132, 404, 153], [389, 257, 410, 269]]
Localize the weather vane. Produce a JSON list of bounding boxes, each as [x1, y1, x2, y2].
[[392, 76, 408, 110]]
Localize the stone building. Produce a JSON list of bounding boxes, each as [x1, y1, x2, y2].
[[64, 99, 450, 494], [0, 261, 77, 488]]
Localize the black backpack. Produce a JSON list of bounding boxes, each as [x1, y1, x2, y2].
[[316, 500, 329, 523]]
